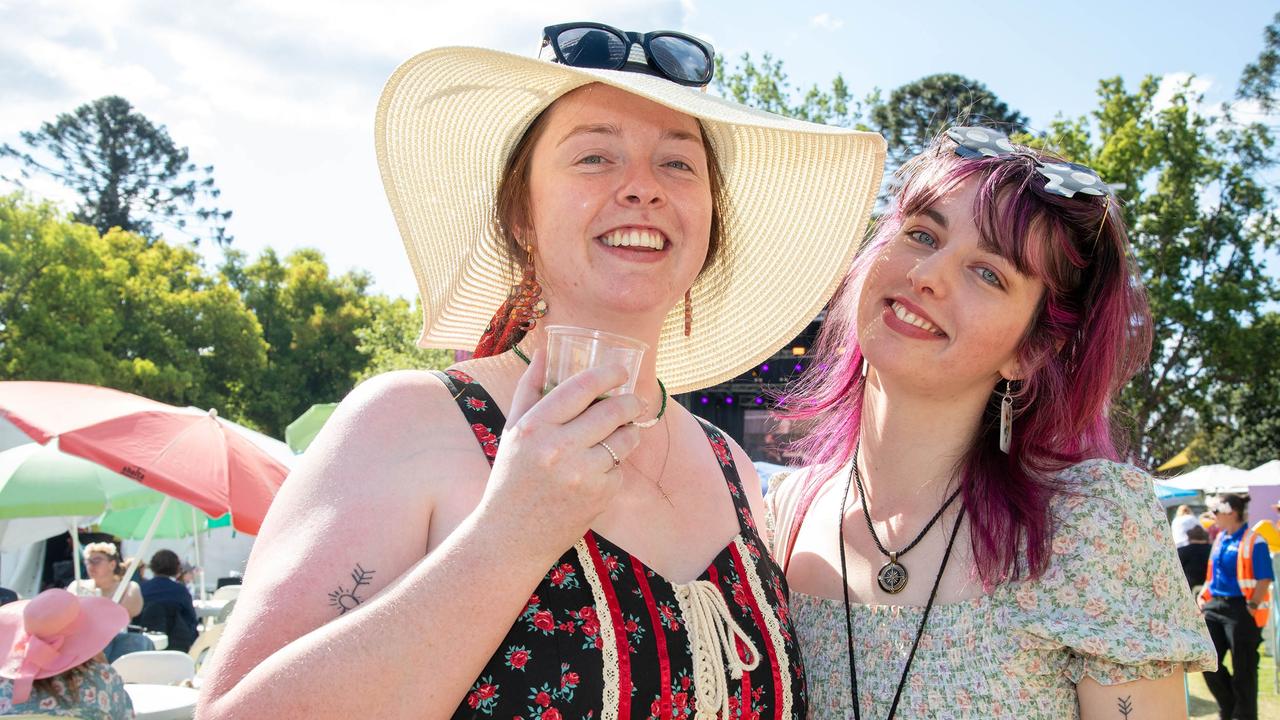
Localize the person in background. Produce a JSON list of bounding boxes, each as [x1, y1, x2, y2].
[[0, 588, 135, 719], [68, 542, 150, 662], [1179, 524, 1212, 591], [136, 550, 199, 653], [1171, 504, 1200, 548], [1199, 493, 1274, 720], [67, 543, 142, 619]]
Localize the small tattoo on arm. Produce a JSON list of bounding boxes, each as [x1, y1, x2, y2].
[[1116, 695, 1133, 718], [328, 563, 375, 615]]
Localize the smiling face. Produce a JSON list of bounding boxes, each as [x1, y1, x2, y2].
[[857, 177, 1046, 397], [523, 83, 713, 319]]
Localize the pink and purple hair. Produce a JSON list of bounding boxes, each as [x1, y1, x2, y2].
[[781, 132, 1152, 584]]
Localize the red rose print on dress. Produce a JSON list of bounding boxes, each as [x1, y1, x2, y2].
[[471, 423, 499, 458], [708, 434, 733, 466], [504, 646, 531, 671], [447, 369, 476, 384], [466, 396, 488, 411], [531, 609, 555, 634], [465, 675, 500, 714]]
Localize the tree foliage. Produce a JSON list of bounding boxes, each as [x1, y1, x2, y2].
[[221, 249, 379, 437], [1239, 11, 1280, 113], [1, 96, 232, 245], [1042, 73, 1278, 467], [714, 56, 1026, 169], [355, 295, 454, 382], [1197, 313, 1280, 468], [713, 53, 868, 128], [1, 195, 448, 440], [869, 74, 1028, 167], [0, 194, 265, 415]]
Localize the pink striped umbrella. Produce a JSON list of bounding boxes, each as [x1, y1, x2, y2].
[[0, 381, 291, 535]]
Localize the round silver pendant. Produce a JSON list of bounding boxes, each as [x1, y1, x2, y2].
[[877, 559, 908, 594]]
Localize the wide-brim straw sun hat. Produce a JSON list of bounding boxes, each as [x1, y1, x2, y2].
[[376, 45, 885, 394]]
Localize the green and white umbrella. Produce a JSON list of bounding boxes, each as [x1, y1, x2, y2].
[[0, 441, 176, 588], [0, 442, 161, 520], [285, 402, 338, 454], [99, 500, 230, 539]]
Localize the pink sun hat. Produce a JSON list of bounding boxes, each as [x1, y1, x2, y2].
[[0, 589, 129, 703]]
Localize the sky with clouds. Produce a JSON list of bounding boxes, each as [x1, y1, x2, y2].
[[1, 0, 1275, 300]]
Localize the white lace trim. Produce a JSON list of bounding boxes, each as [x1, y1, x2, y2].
[[736, 536, 793, 719], [673, 577, 761, 719], [574, 538, 621, 720]]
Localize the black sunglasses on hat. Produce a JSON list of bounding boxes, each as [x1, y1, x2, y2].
[[541, 22, 715, 87]]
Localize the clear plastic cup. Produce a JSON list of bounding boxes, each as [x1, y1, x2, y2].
[[543, 325, 647, 398]]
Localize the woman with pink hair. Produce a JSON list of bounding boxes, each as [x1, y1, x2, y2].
[[768, 128, 1215, 719]]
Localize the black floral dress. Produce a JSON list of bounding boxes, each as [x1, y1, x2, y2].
[[433, 369, 807, 720]]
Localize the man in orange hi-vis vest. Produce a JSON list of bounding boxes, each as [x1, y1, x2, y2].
[[1198, 493, 1274, 720]]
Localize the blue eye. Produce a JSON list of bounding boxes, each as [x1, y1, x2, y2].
[[907, 230, 937, 247], [977, 267, 1004, 288], [665, 159, 693, 171]]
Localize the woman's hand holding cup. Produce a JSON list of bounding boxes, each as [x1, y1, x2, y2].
[[479, 349, 645, 555]]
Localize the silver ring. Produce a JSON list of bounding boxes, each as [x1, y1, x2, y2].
[[598, 440, 621, 468]]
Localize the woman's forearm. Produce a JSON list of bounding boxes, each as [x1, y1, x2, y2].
[[198, 509, 567, 720]]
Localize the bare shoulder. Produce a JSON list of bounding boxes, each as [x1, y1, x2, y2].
[[200, 368, 484, 697], [718, 427, 770, 528]]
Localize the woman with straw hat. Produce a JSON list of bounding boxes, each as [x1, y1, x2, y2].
[[198, 22, 883, 720]]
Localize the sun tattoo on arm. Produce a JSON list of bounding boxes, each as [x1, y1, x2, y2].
[[328, 564, 375, 615], [1116, 695, 1133, 718]]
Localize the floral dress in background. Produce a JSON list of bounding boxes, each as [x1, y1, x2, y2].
[[0, 660, 134, 719]]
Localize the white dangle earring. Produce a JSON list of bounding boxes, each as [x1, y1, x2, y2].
[[861, 357, 869, 378], [998, 382, 1014, 454]]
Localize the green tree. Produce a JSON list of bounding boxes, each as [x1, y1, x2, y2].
[[713, 52, 870, 127], [0, 194, 120, 382], [354, 295, 454, 382], [222, 249, 375, 437], [0, 194, 266, 415], [869, 74, 1028, 166], [1044, 74, 1278, 466], [1, 96, 232, 245], [1196, 313, 1280, 468], [1239, 11, 1280, 112], [714, 58, 1025, 173]]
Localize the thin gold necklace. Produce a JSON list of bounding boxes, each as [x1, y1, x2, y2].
[[625, 415, 674, 506]]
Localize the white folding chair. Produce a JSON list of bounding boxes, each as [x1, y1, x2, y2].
[[188, 622, 225, 677], [112, 650, 197, 685], [211, 584, 241, 601]]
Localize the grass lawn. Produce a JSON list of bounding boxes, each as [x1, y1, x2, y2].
[[1187, 645, 1279, 719]]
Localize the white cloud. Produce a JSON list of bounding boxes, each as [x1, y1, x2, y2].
[[810, 13, 844, 31], [0, 0, 692, 299], [1152, 72, 1213, 113]]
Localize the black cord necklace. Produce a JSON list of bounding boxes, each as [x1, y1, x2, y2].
[[839, 455, 966, 720], [851, 444, 961, 594]]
